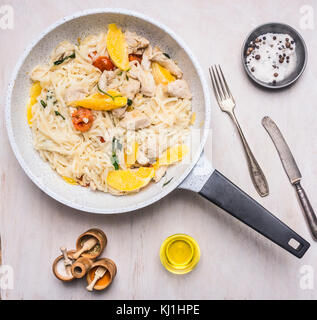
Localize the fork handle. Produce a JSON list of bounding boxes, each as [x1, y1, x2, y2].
[[229, 111, 269, 197]]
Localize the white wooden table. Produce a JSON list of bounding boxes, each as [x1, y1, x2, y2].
[[1, 0, 317, 300]]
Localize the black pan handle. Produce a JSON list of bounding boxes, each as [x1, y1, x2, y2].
[[199, 170, 310, 258]]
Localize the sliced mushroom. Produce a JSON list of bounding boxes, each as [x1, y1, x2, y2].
[[125, 31, 150, 55], [151, 47, 183, 79], [166, 80, 192, 99]]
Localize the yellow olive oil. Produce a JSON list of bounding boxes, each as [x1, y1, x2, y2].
[[160, 234, 200, 274]]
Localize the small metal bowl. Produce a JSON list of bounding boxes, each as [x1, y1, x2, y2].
[[242, 23, 308, 89]]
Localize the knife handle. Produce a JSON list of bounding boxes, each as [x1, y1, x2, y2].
[[295, 182, 317, 241]]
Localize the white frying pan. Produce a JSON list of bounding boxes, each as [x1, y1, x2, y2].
[[6, 9, 310, 258]]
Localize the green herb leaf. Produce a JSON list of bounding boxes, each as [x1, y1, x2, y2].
[[111, 155, 120, 171], [163, 53, 171, 59], [126, 75, 129, 81], [112, 137, 122, 152], [163, 177, 174, 187], [127, 99, 133, 107], [55, 111, 65, 120], [40, 100, 47, 108], [54, 52, 76, 65], [97, 84, 116, 101], [111, 138, 121, 170], [112, 137, 116, 152], [116, 140, 123, 151]]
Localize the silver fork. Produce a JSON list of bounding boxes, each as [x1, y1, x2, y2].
[[209, 65, 269, 197]]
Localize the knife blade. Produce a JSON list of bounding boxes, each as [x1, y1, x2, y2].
[[262, 116, 317, 241], [262, 116, 301, 185]]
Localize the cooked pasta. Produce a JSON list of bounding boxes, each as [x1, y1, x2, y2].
[[28, 24, 194, 194]]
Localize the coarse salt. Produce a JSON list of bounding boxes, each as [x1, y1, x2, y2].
[[246, 33, 297, 84]]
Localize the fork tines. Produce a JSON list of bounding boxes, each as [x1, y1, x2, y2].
[[209, 65, 234, 103]]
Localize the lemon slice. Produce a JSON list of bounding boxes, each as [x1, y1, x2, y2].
[[156, 144, 189, 167], [107, 23, 130, 71], [62, 176, 78, 185], [27, 82, 42, 127], [152, 62, 176, 85], [69, 91, 127, 111], [107, 167, 155, 192], [125, 141, 139, 167]]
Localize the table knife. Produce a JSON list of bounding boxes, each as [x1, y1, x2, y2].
[[262, 116, 317, 241]]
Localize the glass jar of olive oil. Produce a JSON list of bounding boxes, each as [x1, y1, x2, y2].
[[160, 234, 200, 275]]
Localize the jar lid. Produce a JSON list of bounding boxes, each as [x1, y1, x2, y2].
[[160, 234, 200, 275]]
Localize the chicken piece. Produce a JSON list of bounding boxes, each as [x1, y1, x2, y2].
[[141, 46, 153, 71], [153, 166, 168, 183], [137, 150, 150, 166], [30, 64, 50, 83], [120, 110, 151, 130], [120, 78, 141, 100], [125, 31, 149, 55], [112, 107, 127, 119], [51, 41, 75, 65], [145, 135, 160, 163], [64, 86, 89, 103], [138, 69, 156, 97], [151, 47, 183, 79], [166, 80, 192, 99], [127, 60, 156, 97], [98, 70, 116, 92], [128, 60, 141, 80]]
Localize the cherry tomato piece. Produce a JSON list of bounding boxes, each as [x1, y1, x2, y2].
[[129, 54, 143, 64], [88, 51, 97, 60], [93, 56, 115, 72], [72, 108, 94, 132]]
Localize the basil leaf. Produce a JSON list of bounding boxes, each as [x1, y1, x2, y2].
[[163, 53, 171, 59], [97, 84, 116, 101], [112, 137, 122, 152], [54, 52, 76, 65], [112, 137, 116, 152], [163, 177, 174, 187], [55, 111, 65, 120], [127, 99, 133, 107], [111, 154, 120, 171], [116, 140, 123, 151], [40, 100, 47, 108]]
